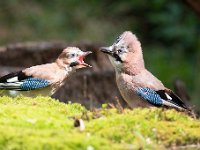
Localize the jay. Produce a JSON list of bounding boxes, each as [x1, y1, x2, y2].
[[100, 31, 190, 111], [0, 47, 92, 97]]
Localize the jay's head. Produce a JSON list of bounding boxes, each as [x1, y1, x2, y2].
[[100, 31, 143, 71], [57, 47, 92, 69]]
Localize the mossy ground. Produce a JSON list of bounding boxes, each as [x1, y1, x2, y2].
[[0, 96, 199, 150]]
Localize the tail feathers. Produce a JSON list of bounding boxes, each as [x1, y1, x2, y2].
[[162, 99, 185, 111], [0, 82, 22, 90], [0, 71, 31, 91], [156, 89, 191, 111]]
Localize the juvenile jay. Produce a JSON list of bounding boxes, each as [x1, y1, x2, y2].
[[0, 47, 92, 97], [100, 31, 190, 111]]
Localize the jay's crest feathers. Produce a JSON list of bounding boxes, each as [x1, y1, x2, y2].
[[100, 31, 145, 75], [0, 47, 92, 96], [100, 31, 190, 111]]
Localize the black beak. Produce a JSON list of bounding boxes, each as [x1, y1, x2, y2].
[[100, 46, 123, 63], [100, 47, 113, 55]]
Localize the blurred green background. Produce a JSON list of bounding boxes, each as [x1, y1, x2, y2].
[[0, 0, 199, 108]]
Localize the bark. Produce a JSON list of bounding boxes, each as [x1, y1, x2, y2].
[[185, 0, 200, 18]]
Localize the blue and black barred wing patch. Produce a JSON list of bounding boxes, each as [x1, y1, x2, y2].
[[20, 78, 50, 91], [135, 87, 163, 106]]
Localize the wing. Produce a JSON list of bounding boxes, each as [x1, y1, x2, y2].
[[0, 71, 29, 83], [156, 89, 189, 110], [135, 87, 189, 111], [0, 71, 50, 91]]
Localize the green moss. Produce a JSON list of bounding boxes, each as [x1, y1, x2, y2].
[[0, 96, 199, 150]]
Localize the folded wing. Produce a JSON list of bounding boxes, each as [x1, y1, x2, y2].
[[0, 71, 50, 91], [135, 87, 190, 111]]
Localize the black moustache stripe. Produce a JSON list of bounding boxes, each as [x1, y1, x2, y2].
[[113, 53, 123, 63], [70, 62, 79, 67]]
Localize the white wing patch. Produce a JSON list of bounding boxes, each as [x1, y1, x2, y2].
[[7, 77, 19, 83], [165, 93, 172, 100]]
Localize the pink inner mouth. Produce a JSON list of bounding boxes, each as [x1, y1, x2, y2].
[[78, 55, 84, 63], [77, 53, 92, 68]]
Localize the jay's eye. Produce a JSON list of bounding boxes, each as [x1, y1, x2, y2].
[[117, 49, 123, 54], [68, 53, 76, 58]]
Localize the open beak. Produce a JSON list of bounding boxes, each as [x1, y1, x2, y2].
[[76, 51, 92, 68], [100, 46, 113, 56], [83, 51, 92, 57]]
